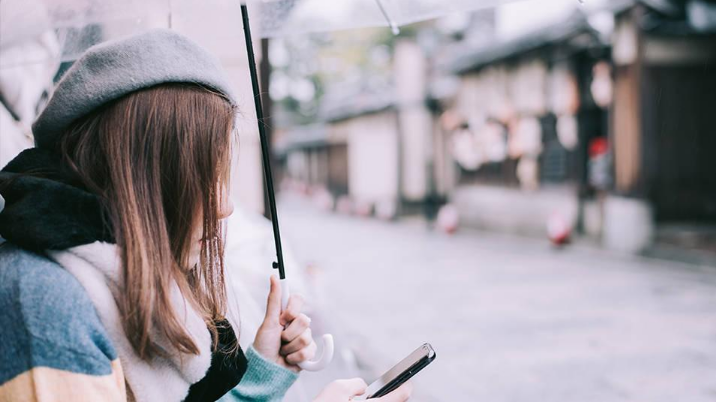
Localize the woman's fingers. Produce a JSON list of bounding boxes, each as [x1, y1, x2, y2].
[[340, 378, 368, 398], [280, 294, 304, 326], [252, 275, 283, 363], [263, 275, 282, 324], [275, 292, 314, 367], [281, 313, 311, 342], [369, 381, 413, 402], [280, 327, 313, 356], [285, 340, 317, 365]]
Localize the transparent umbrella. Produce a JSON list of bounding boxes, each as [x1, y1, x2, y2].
[[1, 0, 525, 65], [259, 0, 518, 37], [0, 0, 528, 372]]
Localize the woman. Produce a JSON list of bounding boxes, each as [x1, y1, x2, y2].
[[0, 30, 410, 402]]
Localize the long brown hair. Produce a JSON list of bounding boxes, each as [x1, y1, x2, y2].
[[59, 83, 236, 359]]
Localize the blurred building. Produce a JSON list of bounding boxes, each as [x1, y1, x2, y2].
[[438, 0, 716, 253], [323, 91, 398, 215], [277, 123, 330, 191], [443, 11, 608, 238], [276, 0, 716, 255], [280, 40, 433, 219], [606, 0, 716, 254]]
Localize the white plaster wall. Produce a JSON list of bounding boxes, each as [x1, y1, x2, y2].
[[643, 36, 716, 65], [171, 0, 265, 214], [395, 40, 430, 201], [347, 112, 399, 203], [603, 196, 654, 254], [399, 107, 431, 200], [453, 185, 579, 237]]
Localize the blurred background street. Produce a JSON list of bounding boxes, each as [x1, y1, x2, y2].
[[2, 0, 716, 401], [279, 193, 716, 401]]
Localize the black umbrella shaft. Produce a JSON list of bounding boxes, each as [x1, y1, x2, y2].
[[241, 3, 286, 280]]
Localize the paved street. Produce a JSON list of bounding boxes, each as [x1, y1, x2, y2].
[[278, 194, 716, 401]]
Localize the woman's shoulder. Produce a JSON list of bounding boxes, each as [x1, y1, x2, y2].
[[0, 243, 119, 385]]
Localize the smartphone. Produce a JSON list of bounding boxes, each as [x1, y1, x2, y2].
[[364, 343, 436, 399]]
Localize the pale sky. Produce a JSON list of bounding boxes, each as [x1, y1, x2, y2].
[[496, 0, 607, 39]]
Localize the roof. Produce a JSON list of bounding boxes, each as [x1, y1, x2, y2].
[[606, 0, 683, 17], [320, 90, 395, 123], [600, 0, 716, 36], [450, 13, 600, 74], [274, 124, 328, 154]]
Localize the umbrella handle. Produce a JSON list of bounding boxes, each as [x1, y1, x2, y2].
[[280, 279, 334, 371]]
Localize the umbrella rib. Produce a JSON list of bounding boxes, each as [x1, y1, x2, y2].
[[374, 0, 400, 35]]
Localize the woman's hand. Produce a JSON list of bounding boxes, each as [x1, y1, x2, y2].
[[253, 275, 317, 371], [314, 379, 413, 402]]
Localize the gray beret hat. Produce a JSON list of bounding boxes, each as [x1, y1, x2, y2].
[[32, 29, 236, 149]]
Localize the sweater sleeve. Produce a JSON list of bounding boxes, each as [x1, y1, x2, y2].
[[219, 346, 298, 402], [0, 246, 126, 401]]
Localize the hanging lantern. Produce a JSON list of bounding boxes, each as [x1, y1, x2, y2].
[[556, 114, 578, 150], [591, 61, 613, 108]]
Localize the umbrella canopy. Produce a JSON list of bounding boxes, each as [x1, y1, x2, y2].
[[0, 0, 537, 278], [259, 0, 519, 37], [0, 0, 526, 67], [0, 0, 536, 280]]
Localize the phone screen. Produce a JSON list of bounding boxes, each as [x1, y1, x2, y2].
[[365, 343, 436, 399]]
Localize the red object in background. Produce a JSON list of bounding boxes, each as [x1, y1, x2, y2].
[[547, 212, 571, 246], [589, 137, 608, 158], [588, 136, 612, 190]]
